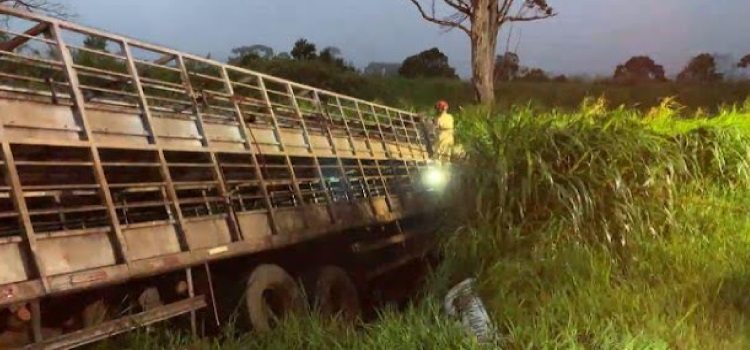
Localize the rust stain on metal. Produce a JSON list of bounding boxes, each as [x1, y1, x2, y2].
[[70, 270, 109, 285], [0, 285, 16, 300], [162, 256, 181, 267]]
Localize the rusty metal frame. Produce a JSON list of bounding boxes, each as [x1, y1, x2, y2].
[[0, 7, 437, 346], [404, 111, 429, 161], [365, 104, 392, 158], [120, 40, 191, 250], [219, 66, 279, 234], [49, 22, 132, 264], [0, 140, 49, 292], [331, 96, 376, 203], [353, 102, 395, 210], [0, 6, 418, 118], [285, 84, 337, 222], [23, 296, 206, 350], [175, 55, 243, 241], [0, 22, 49, 51], [255, 75, 306, 207], [382, 108, 409, 198], [311, 91, 355, 202]]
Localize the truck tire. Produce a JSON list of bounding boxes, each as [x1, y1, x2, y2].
[[244, 264, 305, 332], [138, 287, 163, 311], [81, 299, 109, 327], [304, 265, 360, 322]]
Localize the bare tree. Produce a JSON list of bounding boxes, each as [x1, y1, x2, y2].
[[405, 0, 555, 105], [0, 0, 68, 18]]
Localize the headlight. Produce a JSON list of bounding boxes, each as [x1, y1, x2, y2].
[[422, 166, 448, 188]]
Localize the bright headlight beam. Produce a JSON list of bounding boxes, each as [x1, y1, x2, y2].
[[423, 166, 447, 188]]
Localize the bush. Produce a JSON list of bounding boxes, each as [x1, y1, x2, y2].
[[435, 98, 750, 348]]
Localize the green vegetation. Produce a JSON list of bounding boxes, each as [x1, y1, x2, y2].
[[443, 99, 750, 348]]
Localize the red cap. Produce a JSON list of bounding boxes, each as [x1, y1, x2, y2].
[[435, 100, 449, 110]]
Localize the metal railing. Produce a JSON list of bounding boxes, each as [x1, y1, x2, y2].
[[0, 6, 434, 295]]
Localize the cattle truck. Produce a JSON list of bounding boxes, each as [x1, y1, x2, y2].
[[0, 6, 443, 349]]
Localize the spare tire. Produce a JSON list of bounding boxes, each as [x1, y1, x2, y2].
[[304, 265, 360, 322], [244, 264, 305, 332]]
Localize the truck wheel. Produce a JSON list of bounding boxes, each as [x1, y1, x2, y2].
[[244, 264, 305, 332], [304, 265, 360, 322], [138, 287, 163, 311], [81, 299, 109, 327]]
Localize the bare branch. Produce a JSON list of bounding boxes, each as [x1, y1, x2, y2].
[[506, 12, 556, 22], [499, 0, 557, 23], [0, 0, 70, 18], [447, 11, 469, 27], [406, 0, 470, 35], [498, 0, 516, 20], [444, 0, 471, 14]]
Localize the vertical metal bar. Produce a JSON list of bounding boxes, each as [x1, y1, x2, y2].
[[401, 111, 428, 192], [333, 97, 358, 157], [257, 76, 305, 206], [186, 267, 197, 336], [53, 194, 66, 230], [354, 102, 394, 210], [120, 41, 191, 250], [175, 55, 242, 241], [383, 109, 409, 197], [406, 112, 430, 160], [382, 108, 405, 159], [49, 22, 130, 264], [220, 67, 279, 234], [312, 92, 354, 202], [285, 85, 336, 222], [367, 104, 393, 159], [393, 110, 416, 160], [30, 299, 42, 342], [391, 111, 416, 193], [175, 56, 211, 149], [204, 263, 220, 327], [0, 140, 49, 291], [334, 97, 374, 202], [353, 101, 377, 158], [352, 101, 386, 200]]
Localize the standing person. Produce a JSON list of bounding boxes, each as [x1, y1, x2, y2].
[[433, 100, 454, 162]]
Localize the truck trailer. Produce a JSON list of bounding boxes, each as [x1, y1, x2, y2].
[[0, 6, 442, 349]]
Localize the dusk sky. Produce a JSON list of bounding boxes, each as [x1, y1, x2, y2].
[[61, 0, 750, 78]]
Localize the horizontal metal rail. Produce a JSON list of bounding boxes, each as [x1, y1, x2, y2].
[[23, 296, 207, 350], [0, 5, 438, 323]]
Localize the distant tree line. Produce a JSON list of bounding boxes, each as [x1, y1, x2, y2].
[[379, 48, 750, 85], [611, 53, 737, 84]]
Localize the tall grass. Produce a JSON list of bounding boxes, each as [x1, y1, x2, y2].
[[438, 97, 750, 349], [105, 98, 750, 349]]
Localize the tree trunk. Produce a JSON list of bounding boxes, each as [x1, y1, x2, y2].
[[470, 1, 499, 106]]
